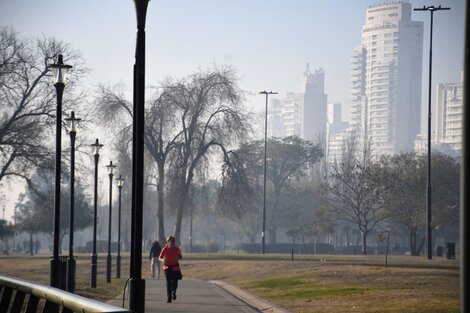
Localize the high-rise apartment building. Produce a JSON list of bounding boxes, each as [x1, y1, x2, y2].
[[434, 72, 464, 155], [303, 64, 328, 142], [267, 99, 284, 138], [267, 64, 328, 143], [349, 1, 423, 158], [326, 102, 349, 163]]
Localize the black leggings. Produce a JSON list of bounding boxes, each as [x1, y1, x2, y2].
[[164, 269, 179, 297]]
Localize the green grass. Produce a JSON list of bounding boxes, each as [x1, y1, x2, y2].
[[245, 275, 372, 299]]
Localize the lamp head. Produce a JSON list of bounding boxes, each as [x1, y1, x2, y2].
[[106, 161, 116, 175], [65, 111, 81, 134], [116, 175, 125, 187], [48, 54, 72, 85], [91, 139, 104, 156]]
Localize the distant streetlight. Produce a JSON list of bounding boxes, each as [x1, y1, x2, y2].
[[259, 90, 277, 254], [116, 175, 125, 278], [106, 161, 116, 283], [414, 4, 450, 260], [48, 54, 72, 288], [90, 139, 103, 288], [65, 111, 81, 293]]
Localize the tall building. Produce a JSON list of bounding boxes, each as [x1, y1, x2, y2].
[[349, 1, 423, 159], [282, 92, 303, 137], [326, 102, 349, 163], [267, 99, 284, 138], [266, 64, 328, 144], [303, 64, 328, 143], [434, 71, 464, 155]]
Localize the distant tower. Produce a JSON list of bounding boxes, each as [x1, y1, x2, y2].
[[302, 63, 328, 143], [434, 71, 464, 155], [267, 98, 284, 138], [326, 102, 349, 163], [349, 1, 424, 158]]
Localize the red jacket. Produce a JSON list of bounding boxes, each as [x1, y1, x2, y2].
[[159, 246, 182, 271]]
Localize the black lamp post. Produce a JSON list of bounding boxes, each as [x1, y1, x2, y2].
[[106, 161, 116, 283], [90, 139, 103, 288], [116, 175, 125, 278], [259, 90, 277, 254], [414, 5, 450, 260], [130, 1, 149, 312], [48, 54, 72, 288], [65, 111, 81, 293]]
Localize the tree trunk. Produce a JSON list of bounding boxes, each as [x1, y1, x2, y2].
[[409, 228, 417, 256], [173, 182, 189, 245], [361, 231, 368, 255], [29, 232, 33, 256], [157, 163, 166, 244], [268, 225, 277, 244], [416, 236, 426, 256]]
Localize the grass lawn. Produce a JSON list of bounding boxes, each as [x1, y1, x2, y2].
[[0, 253, 460, 313]]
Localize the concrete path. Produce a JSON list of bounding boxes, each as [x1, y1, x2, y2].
[[108, 278, 289, 313]]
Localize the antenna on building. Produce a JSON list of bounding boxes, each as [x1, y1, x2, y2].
[[305, 62, 311, 76]]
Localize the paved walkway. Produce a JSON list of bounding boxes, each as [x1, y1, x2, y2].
[[108, 278, 289, 313]]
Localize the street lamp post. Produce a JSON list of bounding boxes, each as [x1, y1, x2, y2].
[[106, 161, 116, 283], [414, 5, 450, 260], [259, 90, 277, 254], [116, 175, 125, 278], [130, 1, 149, 312], [90, 139, 103, 288], [48, 54, 72, 288], [65, 111, 81, 293]]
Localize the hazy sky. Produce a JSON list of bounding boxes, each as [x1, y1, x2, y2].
[[0, 0, 465, 114], [0, 0, 466, 220]]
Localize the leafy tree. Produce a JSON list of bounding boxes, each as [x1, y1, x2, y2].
[[374, 152, 425, 255], [0, 26, 86, 184], [218, 136, 323, 243], [376, 152, 460, 255], [0, 219, 14, 247], [15, 158, 93, 252], [0, 219, 14, 255]]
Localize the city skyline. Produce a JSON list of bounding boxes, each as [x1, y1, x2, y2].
[[0, 0, 466, 221], [0, 1, 465, 121]]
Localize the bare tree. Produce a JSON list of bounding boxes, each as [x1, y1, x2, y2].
[[0, 26, 86, 183], [164, 67, 250, 244], [321, 139, 388, 254], [93, 66, 250, 244]]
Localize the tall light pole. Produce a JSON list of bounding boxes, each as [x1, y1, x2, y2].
[[414, 5, 450, 260], [90, 139, 103, 288], [259, 90, 277, 254], [130, 1, 149, 312], [48, 54, 72, 288], [65, 111, 81, 293], [106, 161, 116, 283], [116, 175, 125, 279]]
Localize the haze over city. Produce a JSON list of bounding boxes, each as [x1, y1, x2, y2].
[[0, 0, 466, 221]]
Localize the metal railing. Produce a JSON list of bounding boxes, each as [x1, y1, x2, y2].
[[0, 274, 133, 313]]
